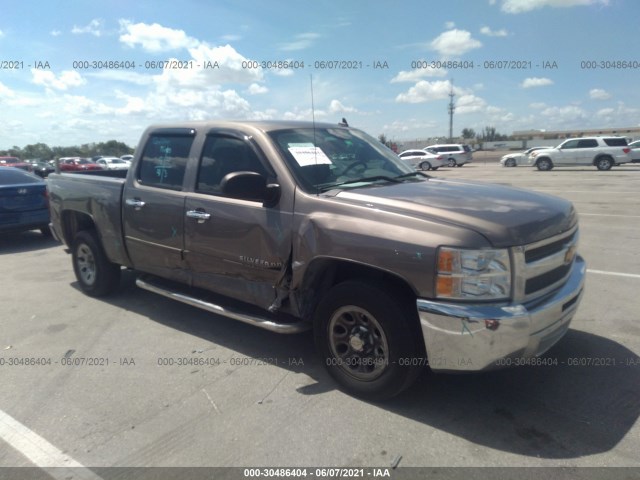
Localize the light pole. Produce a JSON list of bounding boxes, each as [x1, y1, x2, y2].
[[448, 80, 455, 142]]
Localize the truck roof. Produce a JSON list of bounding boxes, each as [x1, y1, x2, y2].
[[144, 120, 349, 133]]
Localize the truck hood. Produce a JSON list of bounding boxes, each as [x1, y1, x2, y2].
[[333, 177, 577, 247]]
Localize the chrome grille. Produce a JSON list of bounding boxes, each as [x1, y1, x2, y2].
[[512, 225, 579, 303]]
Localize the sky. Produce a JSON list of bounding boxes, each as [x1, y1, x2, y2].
[[0, 0, 638, 150]]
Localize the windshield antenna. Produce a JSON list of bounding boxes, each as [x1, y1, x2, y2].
[[310, 74, 319, 195]]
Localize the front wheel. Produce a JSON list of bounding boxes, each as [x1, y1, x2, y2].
[[505, 158, 516, 167], [314, 280, 424, 400], [72, 230, 121, 297], [447, 158, 457, 167]]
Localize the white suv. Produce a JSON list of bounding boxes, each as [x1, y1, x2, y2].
[[529, 137, 632, 171], [426, 144, 473, 167]]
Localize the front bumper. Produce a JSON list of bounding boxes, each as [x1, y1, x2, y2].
[[417, 255, 586, 372]]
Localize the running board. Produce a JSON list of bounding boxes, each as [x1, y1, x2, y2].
[[136, 276, 311, 334]]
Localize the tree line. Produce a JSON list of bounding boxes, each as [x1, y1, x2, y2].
[[0, 140, 134, 160]]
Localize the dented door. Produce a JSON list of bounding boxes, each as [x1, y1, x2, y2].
[[183, 132, 292, 310]]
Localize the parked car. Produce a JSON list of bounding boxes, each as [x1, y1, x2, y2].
[[529, 137, 632, 171], [0, 156, 33, 172], [120, 154, 134, 162], [24, 159, 56, 178], [628, 140, 640, 163], [0, 167, 50, 236], [48, 120, 585, 399], [96, 157, 131, 170], [398, 148, 446, 170], [500, 147, 553, 167], [58, 157, 104, 172], [425, 144, 473, 167]]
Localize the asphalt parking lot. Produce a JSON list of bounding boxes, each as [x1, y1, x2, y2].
[[1, 156, 639, 477]]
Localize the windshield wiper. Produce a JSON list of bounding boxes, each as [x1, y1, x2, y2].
[[318, 175, 401, 192], [394, 171, 430, 180]]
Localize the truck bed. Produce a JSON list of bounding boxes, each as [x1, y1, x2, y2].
[[47, 172, 130, 266]]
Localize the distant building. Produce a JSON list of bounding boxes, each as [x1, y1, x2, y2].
[[512, 127, 640, 141]]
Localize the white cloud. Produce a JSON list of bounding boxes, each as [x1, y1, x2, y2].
[[395, 80, 453, 104], [529, 102, 548, 109], [283, 107, 327, 121], [390, 67, 447, 83], [430, 29, 482, 57], [248, 83, 268, 95], [329, 99, 357, 114], [0, 30, 4, 38], [456, 94, 487, 114], [279, 33, 320, 51], [31, 70, 86, 91], [589, 88, 611, 100], [596, 107, 615, 117], [445, 21, 456, 29], [498, 0, 610, 14], [480, 26, 509, 36], [0, 81, 15, 98], [119, 20, 198, 52], [383, 119, 438, 133], [187, 43, 263, 84], [50, 30, 61, 37], [521, 77, 554, 88], [72, 19, 104, 37], [540, 105, 587, 121], [87, 70, 155, 86]]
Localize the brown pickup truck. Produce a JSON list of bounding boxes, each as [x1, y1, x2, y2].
[[48, 120, 586, 399]]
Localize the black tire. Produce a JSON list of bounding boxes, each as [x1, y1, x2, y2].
[[536, 158, 553, 171], [72, 230, 121, 297], [505, 158, 516, 167], [447, 158, 457, 167], [419, 161, 432, 171], [314, 280, 424, 400], [595, 156, 613, 171], [40, 226, 52, 237]]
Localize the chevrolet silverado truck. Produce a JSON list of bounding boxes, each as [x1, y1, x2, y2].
[[48, 120, 586, 399]]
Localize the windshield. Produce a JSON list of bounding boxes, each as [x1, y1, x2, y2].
[[268, 127, 417, 193]]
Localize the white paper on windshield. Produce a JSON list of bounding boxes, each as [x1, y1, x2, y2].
[[288, 146, 333, 167]]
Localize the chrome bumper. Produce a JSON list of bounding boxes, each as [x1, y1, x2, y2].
[[417, 255, 586, 372]]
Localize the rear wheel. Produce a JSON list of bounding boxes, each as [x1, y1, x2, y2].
[[536, 158, 553, 171], [419, 161, 432, 171], [447, 158, 457, 167], [314, 280, 424, 400], [595, 156, 613, 171], [72, 230, 121, 297]]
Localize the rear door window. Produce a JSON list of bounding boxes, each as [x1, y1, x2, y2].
[[577, 139, 598, 148], [138, 134, 194, 190]]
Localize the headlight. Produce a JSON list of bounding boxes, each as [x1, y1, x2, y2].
[[436, 247, 511, 300]]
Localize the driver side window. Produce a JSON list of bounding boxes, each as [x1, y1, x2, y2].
[[561, 140, 579, 149], [196, 135, 267, 195]]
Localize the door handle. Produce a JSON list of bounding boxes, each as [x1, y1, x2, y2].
[[186, 209, 211, 223], [125, 198, 146, 210]]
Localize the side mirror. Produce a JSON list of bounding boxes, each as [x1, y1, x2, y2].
[[220, 171, 280, 206]]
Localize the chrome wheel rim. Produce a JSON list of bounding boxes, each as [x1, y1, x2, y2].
[[328, 306, 389, 381], [76, 243, 97, 286]]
